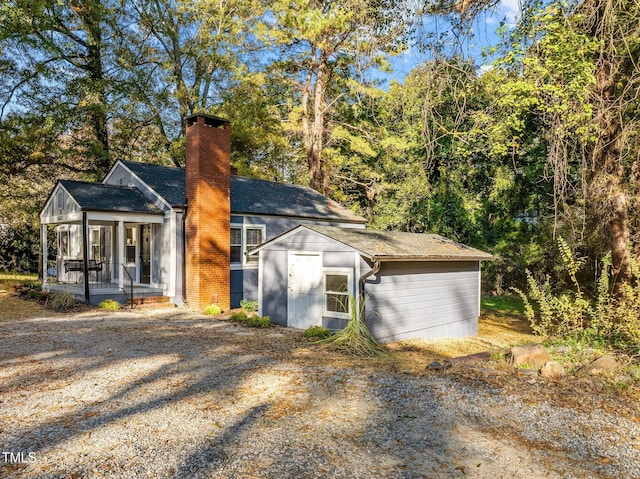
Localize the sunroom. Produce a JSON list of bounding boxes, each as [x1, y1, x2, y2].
[[39, 180, 167, 305]]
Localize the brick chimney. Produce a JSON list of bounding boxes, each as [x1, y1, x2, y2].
[[185, 114, 231, 310]]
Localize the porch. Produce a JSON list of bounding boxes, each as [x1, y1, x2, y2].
[[43, 260, 164, 305], [40, 180, 170, 306]]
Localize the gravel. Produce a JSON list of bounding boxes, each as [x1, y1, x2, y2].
[[1, 305, 639, 479]]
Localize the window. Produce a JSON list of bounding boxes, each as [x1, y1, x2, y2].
[[230, 227, 242, 263], [90, 227, 105, 261], [230, 225, 265, 267], [245, 227, 263, 264], [324, 271, 352, 316], [125, 226, 137, 264]]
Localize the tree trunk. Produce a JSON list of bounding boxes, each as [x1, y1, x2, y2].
[[303, 49, 329, 194]]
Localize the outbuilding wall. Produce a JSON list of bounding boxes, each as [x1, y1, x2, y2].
[[258, 229, 360, 327], [364, 261, 480, 342]]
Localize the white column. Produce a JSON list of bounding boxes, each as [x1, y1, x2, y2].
[[41, 224, 48, 285], [118, 220, 125, 291]]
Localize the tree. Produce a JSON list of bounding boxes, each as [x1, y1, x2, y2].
[[264, 0, 410, 193]]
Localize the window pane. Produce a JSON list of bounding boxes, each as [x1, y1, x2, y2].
[[327, 293, 349, 313], [231, 245, 242, 263], [326, 274, 348, 293], [245, 228, 263, 246], [231, 228, 242, 245]]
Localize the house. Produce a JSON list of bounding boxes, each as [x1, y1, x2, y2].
[[40, 113, 492, 341], [250, 225, 493, 342], [40, 114, 365, 309]]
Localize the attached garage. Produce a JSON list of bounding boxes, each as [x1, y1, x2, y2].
[[251, 225, 493, 342]]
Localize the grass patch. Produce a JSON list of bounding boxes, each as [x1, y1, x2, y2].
[[482, 294, 526, 316]]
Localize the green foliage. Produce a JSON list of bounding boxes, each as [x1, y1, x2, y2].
[[323, 295, 386, 357], [240, 300, 258, 312], [230, 312, 248, 322], [514, 238, 640, 353], [229, 311, 270, 328], [204, 303, 223, 315], [98, 299, 121, 310], [303, 325, 333, 339], [246, 315, 271, 328]]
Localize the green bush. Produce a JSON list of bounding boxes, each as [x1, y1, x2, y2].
[[230, 311, 271, 327], [204, 303, 223, 315], [240, 300, 258, 312], [98, 299, 121, 310], [247, 315, 271, 328], [514, 237, 640, 353], [304, 325, 332, 339], [230, 311, 248, 322]]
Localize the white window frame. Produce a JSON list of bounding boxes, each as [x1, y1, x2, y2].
[[230, 224, 265, 269], [323, 268, 353, 319]]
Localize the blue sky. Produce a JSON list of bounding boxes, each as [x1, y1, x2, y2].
[[387, 0, 521, 83]]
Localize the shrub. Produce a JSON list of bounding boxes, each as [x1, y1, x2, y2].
[[204, 303, 222, 315], [514, 238, 640, 353], [304, 325, 332, 339], [240, 300, 258, 312], [230, 311, 248, 322], [98, 299, 121, 310], [13, 280, 46, 301], [246, 315, 271, 328], [323, 294, 386, 357], [48, 290, 76, 312], [230, 311, 271, 327]]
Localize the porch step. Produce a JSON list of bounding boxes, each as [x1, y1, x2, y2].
[[130, 296, 174, 309]]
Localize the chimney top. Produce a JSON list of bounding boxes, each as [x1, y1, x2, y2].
[[186, 114, 229, 129]]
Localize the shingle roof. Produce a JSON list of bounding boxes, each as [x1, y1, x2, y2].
[[119, 160, 364, 223], [60, 180, 163, 215], [254, 225, 493, 261]]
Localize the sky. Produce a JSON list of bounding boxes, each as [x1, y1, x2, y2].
[[387, 0, 522, 83]]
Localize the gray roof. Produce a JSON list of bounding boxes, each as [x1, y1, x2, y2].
[[119, 160, 364, 223], [60, 180, 163, 215], [254, 225, 493, 261]]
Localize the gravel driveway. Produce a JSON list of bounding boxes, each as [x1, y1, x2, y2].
[[1, 295, 639, 479]]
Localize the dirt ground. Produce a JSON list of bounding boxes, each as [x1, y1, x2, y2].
[[1, 285, 639, 479], [1, 284, 637, 419]]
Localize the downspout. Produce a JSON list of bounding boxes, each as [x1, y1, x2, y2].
[[182, 205, 188, 304], [358, 259, 381, 321], [82, 211, 90, 304]]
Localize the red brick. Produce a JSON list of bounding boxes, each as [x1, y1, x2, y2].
[[185, 115, 231, 310]]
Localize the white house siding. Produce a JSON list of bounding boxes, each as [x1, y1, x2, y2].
[[364, 261, 480, 342]]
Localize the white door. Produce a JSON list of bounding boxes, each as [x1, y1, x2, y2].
[[288, 253, 323, 329]]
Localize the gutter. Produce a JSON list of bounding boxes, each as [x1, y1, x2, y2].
[[358, 260, 381, 321]]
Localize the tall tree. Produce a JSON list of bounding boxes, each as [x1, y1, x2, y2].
[[0, 0, 119, 176], [264, 0, 409, 193]]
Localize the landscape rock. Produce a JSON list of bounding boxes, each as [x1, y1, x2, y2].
[[540, 361, 566, 380], [509, 343, 550, 368], [445, 351, 492, 365], [580, 356, 618, 376], [427, 360, 451, 371]]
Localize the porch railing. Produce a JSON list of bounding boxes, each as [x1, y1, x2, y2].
[[45, 258, 118, 288], [121, 263, 134, 309]]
